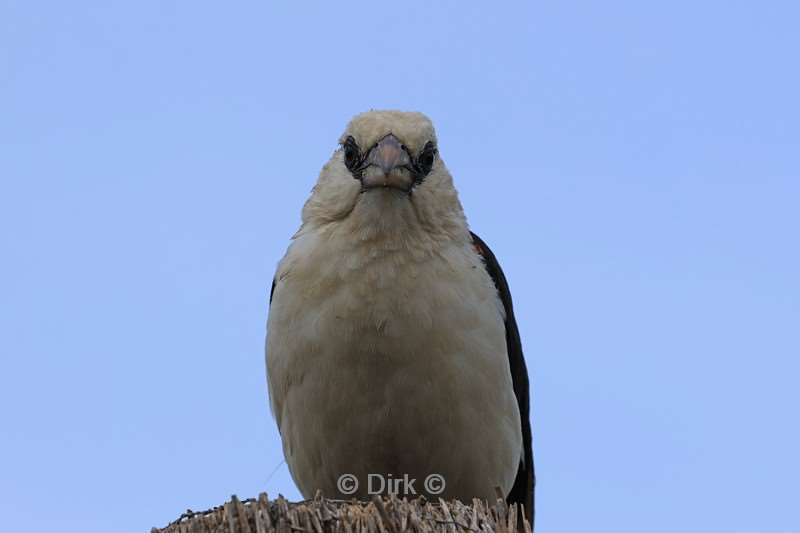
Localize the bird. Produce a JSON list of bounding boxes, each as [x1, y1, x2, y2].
[[266, 110, 534, 525]]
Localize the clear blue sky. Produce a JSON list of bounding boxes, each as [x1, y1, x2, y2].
[[1, 2, 798, 532]]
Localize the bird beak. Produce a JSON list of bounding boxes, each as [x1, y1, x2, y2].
[[368, 134, 409, 175], [361, 134, 414, 191]]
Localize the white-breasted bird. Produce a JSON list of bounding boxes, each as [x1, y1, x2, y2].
[[266, 110, 534, 524]]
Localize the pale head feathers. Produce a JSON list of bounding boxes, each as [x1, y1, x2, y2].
[[338, 110, 437, 154], [298, 110, 470, 247]]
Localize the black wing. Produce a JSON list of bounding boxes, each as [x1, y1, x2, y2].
[[471, 231, 535, 528], [270, 278, 276, 305]]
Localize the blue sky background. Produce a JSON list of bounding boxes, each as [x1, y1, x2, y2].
[[1, 1, 798, 532]]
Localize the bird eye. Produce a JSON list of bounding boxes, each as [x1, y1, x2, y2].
[[343, 136, 361, 172], [417, 142, 437, 176]]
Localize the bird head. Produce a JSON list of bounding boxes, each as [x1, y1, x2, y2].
[[300, 110, 469, 242], [339, 111, 437, 193]]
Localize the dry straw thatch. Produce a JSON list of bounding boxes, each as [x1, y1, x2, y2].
[[152, 492, 531, 533]]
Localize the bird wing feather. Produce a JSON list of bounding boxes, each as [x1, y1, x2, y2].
[[470, 231, 535, 527]]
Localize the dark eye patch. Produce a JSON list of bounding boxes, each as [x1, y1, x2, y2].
[[416, 141, 437, 176], [343, 136, 361, 172]]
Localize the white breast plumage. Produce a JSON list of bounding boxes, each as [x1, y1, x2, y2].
[[267, 199, 522, 502]]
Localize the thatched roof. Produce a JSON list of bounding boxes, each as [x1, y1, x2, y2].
[[152, 493, 531, 533]]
